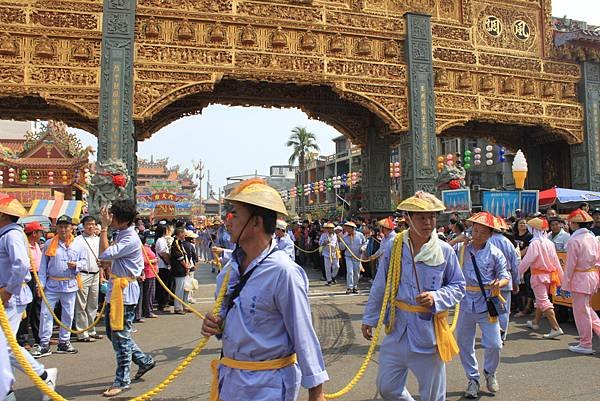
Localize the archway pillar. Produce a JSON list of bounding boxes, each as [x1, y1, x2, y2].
[[91, 0, 137, 216], [361, 126, 392, 214], [400, 13, 437, 199], [571, 61, 600, 191]]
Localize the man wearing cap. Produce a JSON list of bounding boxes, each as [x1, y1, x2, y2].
[[0, 198, 57, 400], [362, 191, 465, 401], [562, 209, 600, 354], [201, 178, 328, 401], [38, 214, 85, 356], [517, 217, 564, 339], [319, 223, 340, 285], [369, 217, 397, 276], [339, 221, 366, 294], [455, 211, 509, 398], [275, 219, 295, 260], [488, 217, 520, 341], [18, 221, 45, 354], [99, 200, 155, 397], [548, 217, 570, 252], [73, 215, 104, 342]]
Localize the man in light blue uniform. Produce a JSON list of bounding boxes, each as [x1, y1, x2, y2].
[[339, 221, 366, 294], [362, 192, 465, 401], [275, 219, 295, 260], [369, 217, 397, 276], [38, 215, 85, 356], [455, 212, 510, 399], [99, 200, 155, 397], [0, 197, 57, 401], [202, 179, 328, 401], [488, 220, 520, 341], [319, 223, 339, 285]]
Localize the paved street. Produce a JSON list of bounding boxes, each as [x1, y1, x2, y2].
[[14, 263, 600, 401]]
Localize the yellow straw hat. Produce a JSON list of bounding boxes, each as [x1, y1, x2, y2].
[[396, 191, 445, 212], [225, 178, 288, 216], [323, 222, 335, 229], [0, 197, 27, 217], [343, 221, 357, 228], [184, 229, 198, 238], [527, 217, 549, 231]]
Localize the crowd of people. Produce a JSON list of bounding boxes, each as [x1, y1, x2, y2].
[[2, 178, 600, 401]]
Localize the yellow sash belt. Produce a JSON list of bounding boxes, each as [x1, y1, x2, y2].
[[464, 285, 506, 323], [531, 268, 562, 295], [209, 354, 297, 401], [49, 275, 83, 290], [465, 285, 490, 292], [574, 267, 599, 272], [109, 274, 136, 331], [394, 300, 458, 363]]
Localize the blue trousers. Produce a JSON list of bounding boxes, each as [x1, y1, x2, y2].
[[345, 257, 361, 289], [377, 333, 446, 401], [7, 304, 45, 376], [105, 304, 154, 387], [39, 290, 76, 344], [456, 310, 502, 381]]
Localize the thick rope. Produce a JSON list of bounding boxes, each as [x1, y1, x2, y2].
[[449, 245, 465, 333], [293, 243, 321, 253], [337, 236, 377, 264], [323, 230, 396, 398], [0, 261, 233, 401], [27, 233, 107, 335], [141, 245, 205, 320]]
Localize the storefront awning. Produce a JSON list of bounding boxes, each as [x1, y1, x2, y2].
[[29, 199, 84, 222]]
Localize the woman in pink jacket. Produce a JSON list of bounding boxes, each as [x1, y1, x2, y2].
[[517, 217, 564, 339], [563, 209, 600, 354]]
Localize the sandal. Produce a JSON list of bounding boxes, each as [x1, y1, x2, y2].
[[103, 386, 129, 397]]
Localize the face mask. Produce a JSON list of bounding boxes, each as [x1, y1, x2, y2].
[[146, 238, 155, 245]]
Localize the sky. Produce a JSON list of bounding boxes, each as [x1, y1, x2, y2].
[[73, 0, 600, 193]]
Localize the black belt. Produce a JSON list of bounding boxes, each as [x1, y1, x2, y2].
[[80, 270, 99, 275]]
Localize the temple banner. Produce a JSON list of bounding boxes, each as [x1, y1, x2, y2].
[[137, 191, 192, 218], [441, 189, 471, 213]]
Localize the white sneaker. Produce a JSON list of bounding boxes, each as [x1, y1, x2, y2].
[[485, 372, 499, 393], [569, 344, 595, 354], [41, 367, 58, 401], [526, 320, 539, 330], [543, 328, 564, 339], [464, 378, 479, 398]]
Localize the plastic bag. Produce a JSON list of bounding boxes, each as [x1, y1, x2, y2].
[[183, 275, 194, 292]]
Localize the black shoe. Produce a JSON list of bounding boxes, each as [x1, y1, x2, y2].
[[55, 342, 78, 354], [38, 344, 52, 358], [352, 288, 359, 294], [346, 289, 352, 294], [325, 281, 331, 286], [134, 359, 156, 380]]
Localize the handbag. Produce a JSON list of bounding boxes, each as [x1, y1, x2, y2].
[[470, 253, 504, 320]]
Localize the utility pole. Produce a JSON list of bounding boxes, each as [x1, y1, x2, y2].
[[193, 160, 204, 215], [206, 170, 211, 201]]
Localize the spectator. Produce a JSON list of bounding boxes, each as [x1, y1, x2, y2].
[[513, 218, 534, 317]]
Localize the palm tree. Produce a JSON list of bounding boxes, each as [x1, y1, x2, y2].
[[286, 127, 320, 216]]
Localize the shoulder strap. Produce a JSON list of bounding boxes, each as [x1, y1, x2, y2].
[[470, 252, 488, 299], [0, 227, 20, 240], [224, 247, 279, 315]]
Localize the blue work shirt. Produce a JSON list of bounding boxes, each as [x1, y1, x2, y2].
[[0, 223, 31, 308], [100, 226, 142, 305], [456, 241, 509, 314], [372, 231, 397, 273], [363, 232, 465, 354], [39, 237, 85, 293], [488, 233, 520, 291], [275, 234, 295, 260], [215, 240, 329, 401], [339, 231, 366, 259]]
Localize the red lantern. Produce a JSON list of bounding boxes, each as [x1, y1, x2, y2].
[[112, 174, 127, 188], [448, 179, 461, 190]]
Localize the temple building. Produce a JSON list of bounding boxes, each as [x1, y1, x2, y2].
[[0, 120, 91, 211], [136, 156, 198, 220]]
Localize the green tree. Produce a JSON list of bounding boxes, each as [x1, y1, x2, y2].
[[286, 127, 320, 216]]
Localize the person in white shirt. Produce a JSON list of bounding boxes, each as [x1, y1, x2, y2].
[[73, 215, 104, 342], [154, 224, 173, 311], [547, 217, 570, 252], [274, 219, 295, 260]]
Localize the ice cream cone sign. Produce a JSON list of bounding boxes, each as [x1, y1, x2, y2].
[[512, 149, 528, 190]]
